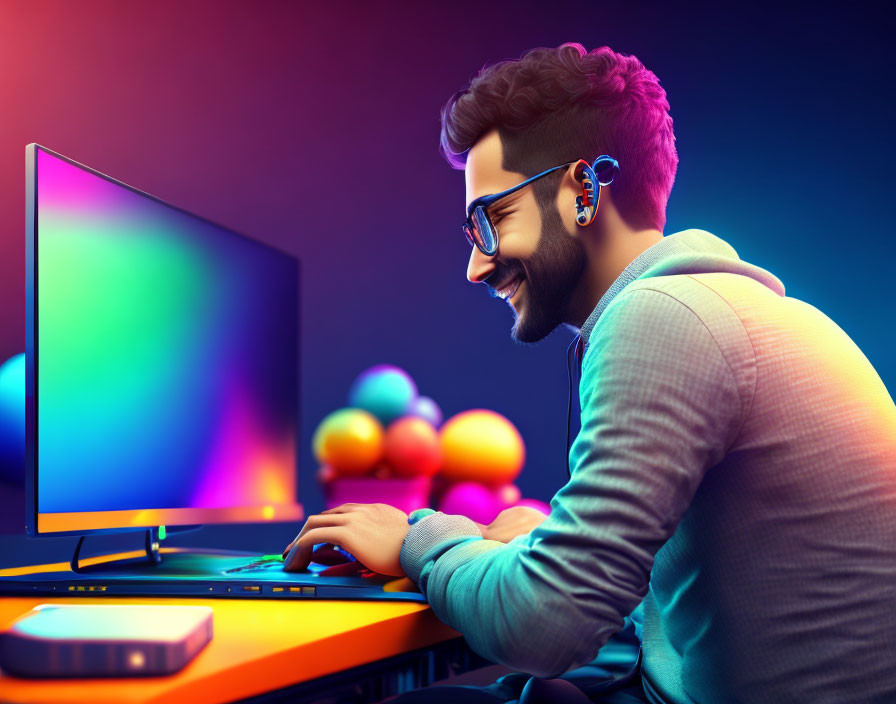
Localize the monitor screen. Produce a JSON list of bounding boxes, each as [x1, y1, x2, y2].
[[25, 144, 302, 535]]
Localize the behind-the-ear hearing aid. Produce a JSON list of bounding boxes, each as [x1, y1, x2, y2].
[[573, 155, 619, 226]]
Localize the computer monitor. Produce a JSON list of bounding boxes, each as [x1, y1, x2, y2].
[[25, 144, 303, 537]]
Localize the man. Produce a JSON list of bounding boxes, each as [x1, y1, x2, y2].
[[283, 44, 896, 703]]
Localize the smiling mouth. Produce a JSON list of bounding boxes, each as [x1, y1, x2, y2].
[[494, 277, 523, 301]]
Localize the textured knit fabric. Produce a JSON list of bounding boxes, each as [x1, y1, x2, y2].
[[408, 507, 437, 525], [399, 228, 896, 703]]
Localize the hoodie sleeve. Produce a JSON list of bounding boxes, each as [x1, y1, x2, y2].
[[399, 287, 747, 677]]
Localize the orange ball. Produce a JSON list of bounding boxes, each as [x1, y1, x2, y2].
[[384, 416, 441, 478], [312, 408, 384, 477], [438, 409, 525, 487]]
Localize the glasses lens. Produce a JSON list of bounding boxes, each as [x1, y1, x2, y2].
[[463, 223, 475, 248], [471, 207, 497, 255]]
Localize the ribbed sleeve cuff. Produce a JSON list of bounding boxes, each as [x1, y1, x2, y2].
[[399, 511, 482, 585]]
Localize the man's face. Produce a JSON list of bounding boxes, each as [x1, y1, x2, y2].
[[464, 130, 587, 343]]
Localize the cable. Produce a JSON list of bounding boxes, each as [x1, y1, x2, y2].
[[565, 334, 582, 479]]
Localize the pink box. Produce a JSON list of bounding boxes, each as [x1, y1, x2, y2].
[[323, 476, 433, 513]]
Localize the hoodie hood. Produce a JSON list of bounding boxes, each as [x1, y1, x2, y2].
[[578, 229, 785, 345]]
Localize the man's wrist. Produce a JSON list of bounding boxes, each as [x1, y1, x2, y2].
[[400, 511, 482, 585]]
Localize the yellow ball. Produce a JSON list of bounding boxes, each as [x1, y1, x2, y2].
[[312, 408, 384, 477], [438, 409, 525, 487]]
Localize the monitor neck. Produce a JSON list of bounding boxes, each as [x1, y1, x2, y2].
[[71, 527, 163, 574]]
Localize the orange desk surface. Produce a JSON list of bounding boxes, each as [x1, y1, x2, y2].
[[0, 548, 462, 704]]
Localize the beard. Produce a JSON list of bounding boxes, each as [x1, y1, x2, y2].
[[504, 204, 588, 344]]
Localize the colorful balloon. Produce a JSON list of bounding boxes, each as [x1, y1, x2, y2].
[[437, 481, 504, 525], [384, 416, 441, 478], [439, 410, 525, 487], [408, 395, 443, 427], [312, 408, 384, 476], [348, 365, 417, 425]]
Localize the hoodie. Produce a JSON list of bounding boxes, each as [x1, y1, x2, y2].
[[399, 229, 896, 703]]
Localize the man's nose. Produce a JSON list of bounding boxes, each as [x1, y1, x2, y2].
[[467, 246, 497, 283]]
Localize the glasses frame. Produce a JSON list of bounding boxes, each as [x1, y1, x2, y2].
[[463, 161, 575, 256]]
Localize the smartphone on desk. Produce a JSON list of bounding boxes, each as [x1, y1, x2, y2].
[[0, 603, 213, 677]]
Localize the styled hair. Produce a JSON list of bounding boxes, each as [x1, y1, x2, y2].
[[439, 43, 678, 232]]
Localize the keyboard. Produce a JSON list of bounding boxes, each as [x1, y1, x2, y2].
[[223, 545, 391, 581]]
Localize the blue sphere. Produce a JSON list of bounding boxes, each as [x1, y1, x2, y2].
[[347, 365, 417, 425], [0, 353, 26, 485]]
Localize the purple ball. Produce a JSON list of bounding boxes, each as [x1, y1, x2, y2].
[[408, 395, 443, 427], [437, 481, 503, 525]]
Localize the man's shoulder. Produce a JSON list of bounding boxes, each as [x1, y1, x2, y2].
[[599, 273, 765, 342], [595, 275, 732, 333], [586, 275, 757, 393], [608, 272, 767, 314]]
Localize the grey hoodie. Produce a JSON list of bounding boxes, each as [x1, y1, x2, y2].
[[400, 229, 896, 703]]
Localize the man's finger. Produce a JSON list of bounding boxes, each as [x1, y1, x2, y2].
[[319, 504, 361, 514], [281, 514, 348, 557], [283, 527, 347, 571]]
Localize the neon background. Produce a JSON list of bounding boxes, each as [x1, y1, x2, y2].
[[34, 147, 299, 528], [0, 1, 892, 560]]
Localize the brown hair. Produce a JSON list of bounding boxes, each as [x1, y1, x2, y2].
[[439, 43, 678, 232]]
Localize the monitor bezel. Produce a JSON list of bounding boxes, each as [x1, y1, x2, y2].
[[25, 143, 303, 537]]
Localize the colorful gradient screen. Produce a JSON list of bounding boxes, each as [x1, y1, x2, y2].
[[30, 146, 301, 533]]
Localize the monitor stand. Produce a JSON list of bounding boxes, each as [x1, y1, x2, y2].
[[70, 528, 162, 574], [68, 526, 234, 574], [63, 525, 279, 580]]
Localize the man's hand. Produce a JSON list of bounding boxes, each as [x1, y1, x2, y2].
[[481, 506, 549, 543], [281, 503, 409, 576]]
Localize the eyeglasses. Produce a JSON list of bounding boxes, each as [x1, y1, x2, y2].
[[463, 162, 575, 256]]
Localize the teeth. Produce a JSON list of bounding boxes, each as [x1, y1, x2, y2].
[[497, 278, 521, 300]]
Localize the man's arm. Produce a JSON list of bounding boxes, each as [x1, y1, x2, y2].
[[399, 287, 748, 677]]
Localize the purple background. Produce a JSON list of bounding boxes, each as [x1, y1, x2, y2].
[[0, 1, 893, 564]]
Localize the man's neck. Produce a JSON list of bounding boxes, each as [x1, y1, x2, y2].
[[565, 227, 664, 331]]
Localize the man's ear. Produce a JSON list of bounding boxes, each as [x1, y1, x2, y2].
[[556, 161, 587, 236]]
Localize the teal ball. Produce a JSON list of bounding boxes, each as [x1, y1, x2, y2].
[[348, 365, 417, 425]]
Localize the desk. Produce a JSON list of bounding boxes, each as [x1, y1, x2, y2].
[[0, 551, 493, 703]]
